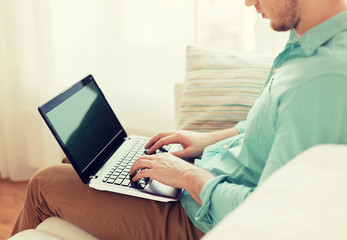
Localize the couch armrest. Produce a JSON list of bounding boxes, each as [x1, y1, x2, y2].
[[203, 144, 347, 240]]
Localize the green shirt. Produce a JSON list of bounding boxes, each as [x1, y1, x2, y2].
[[180, 11, 347, 233]]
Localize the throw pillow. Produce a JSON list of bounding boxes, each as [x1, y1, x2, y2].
[[177, 46, 274, 132]]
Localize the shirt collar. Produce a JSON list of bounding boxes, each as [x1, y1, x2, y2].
[[287, 11, 347, 56]]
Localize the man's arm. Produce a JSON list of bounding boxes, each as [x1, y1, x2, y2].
[[129, 152, 254, 224], [195, 76, 347, 227], [145, 125, 242, 159]]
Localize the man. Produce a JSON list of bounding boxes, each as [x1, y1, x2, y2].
[[12, 0, 347, 239]]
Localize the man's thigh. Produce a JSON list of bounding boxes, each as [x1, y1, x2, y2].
[[34, 164, 203, 240]]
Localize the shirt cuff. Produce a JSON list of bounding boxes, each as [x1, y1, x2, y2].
[[234, 120, 246, 134], [195, 175, 231, 224]]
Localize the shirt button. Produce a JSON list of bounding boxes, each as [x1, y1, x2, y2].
[[223, 145, 228, 149]]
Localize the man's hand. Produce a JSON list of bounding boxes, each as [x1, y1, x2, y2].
[[129, 153, 214, 205], [145, 128, 240, 160], [129, 153, 198, 188], [145, 130, 210, 159]]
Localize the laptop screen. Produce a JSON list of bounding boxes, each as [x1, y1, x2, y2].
[[44, 77, 124, 173]]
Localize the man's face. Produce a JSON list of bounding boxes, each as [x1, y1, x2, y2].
[[245, 0, 301, 32]]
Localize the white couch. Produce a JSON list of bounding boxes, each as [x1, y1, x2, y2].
[[203, 144, 347, 240], [10, 83, 347, 239]]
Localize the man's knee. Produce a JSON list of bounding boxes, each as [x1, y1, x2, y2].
[[28, 164, 73, 195]]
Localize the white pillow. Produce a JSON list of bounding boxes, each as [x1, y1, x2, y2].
[[178, 46, 273, 132]]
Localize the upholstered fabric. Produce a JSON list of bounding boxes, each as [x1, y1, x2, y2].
[[9, 217, 99, 240], [178, 46, 273, 132], [203, 144, 347, 240]]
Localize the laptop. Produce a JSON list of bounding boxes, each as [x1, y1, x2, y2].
[[38, 74, 182, 202]]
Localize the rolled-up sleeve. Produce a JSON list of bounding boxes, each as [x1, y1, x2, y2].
[[234, 120, 246, 134], [195, 175, 254, 225]]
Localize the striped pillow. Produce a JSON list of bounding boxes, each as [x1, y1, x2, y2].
[[178, 46, 274, 132]]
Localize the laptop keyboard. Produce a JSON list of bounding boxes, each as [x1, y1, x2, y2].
[[102, 137, 149, 189], [102, 136, 179, 189]]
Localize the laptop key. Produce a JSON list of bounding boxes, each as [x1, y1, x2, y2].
[[121, 179, 130, 186], [102, 176, 109, 182], [114, 178, 123, 185], [107, 178, 115, 184]]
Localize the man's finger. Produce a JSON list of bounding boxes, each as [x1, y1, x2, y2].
[[130, 158, 154, 176], [131, 168, 151, 182], [145, 131, 174, 149], [146, 135, 179, 154]]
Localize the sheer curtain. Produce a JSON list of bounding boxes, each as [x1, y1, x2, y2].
[[195, 0, 289, 55], [0, 0, 62, 180], [0, 0, 195, 180]]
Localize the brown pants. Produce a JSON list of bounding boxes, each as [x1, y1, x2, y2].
[[11, 164, 204, 240]]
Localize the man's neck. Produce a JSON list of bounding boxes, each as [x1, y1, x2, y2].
[[295, 0, 347, 36]]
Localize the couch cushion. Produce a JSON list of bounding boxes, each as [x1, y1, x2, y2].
[[10, 217, 99, 240], [9, 230, 62, 240], [203, 144, 347, 240], [178, 46, 273, 132]]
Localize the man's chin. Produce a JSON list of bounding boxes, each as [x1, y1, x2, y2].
[[270, 22, 293, 32]]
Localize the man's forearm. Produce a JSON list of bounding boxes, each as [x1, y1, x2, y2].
[[181, 166, 215, 206], [207, 127, 240, 146], [180, 127, 239, 204]]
